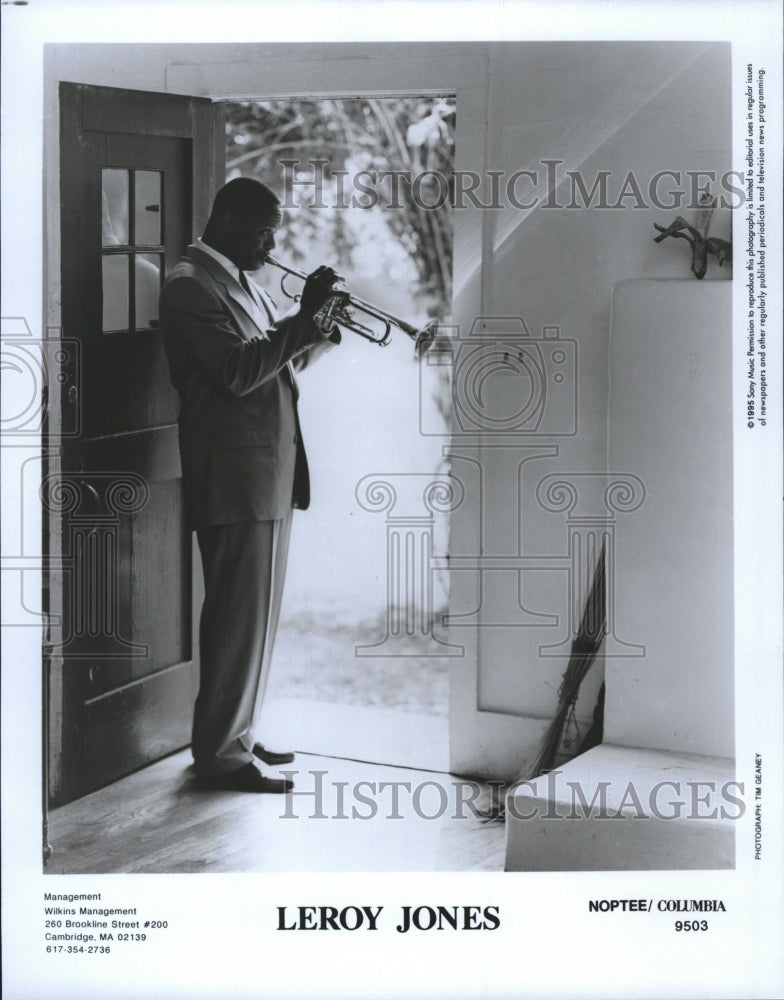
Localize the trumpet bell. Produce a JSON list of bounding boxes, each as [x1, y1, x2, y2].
[[414, 320, 439, 360]]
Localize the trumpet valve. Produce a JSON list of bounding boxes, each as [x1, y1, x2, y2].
[[313, 291, 350, 332]]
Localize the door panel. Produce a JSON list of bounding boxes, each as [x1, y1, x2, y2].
[[53, 83, 222, 804]]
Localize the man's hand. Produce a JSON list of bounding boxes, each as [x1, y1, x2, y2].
[[300, 265, 341, 316]]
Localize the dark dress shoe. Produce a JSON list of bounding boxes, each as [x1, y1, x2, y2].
[[195, 761, 294, 793], [252, 744, 295, 766]]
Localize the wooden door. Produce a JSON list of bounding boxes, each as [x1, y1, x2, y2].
[[51, 84, 223, 804]]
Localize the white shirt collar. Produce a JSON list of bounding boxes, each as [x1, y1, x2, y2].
[[197, 238, 276, 325], [196, 237, 244, 284]]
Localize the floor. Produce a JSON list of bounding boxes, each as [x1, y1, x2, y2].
[[46, 702, 506, 874], [259, 696, 451, 772]]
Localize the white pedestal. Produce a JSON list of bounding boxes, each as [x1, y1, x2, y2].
[[505, 745, 735, 871], [605, 280, 734, 758]]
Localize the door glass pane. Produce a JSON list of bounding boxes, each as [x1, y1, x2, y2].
[[135, 253, 162, 329], [134, 171, 162, 245], [102, 254, 129, 331], [102, 169, 129, 246]]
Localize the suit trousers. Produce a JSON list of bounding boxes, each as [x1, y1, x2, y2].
[[192, 514, 292, 775]]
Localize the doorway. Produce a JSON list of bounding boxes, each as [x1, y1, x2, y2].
[[224, 97, 457, 769], [49, 75, 477, 810]]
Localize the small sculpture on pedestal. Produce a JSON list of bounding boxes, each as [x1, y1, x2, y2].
[[653, 193, 732, 279]]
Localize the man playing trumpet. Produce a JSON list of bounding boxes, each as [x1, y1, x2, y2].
[[160, 177, 341, 792]]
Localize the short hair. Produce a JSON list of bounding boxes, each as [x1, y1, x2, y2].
[[209, 178, 281, 219]]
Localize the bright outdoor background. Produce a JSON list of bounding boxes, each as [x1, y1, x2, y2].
[[226, 98, 456, 715]]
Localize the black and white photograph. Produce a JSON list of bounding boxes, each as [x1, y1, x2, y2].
[[2, 2, 782, 998]]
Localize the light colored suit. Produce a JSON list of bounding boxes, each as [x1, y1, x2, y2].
[[161, 243, 335, 529], [160, 243, 336, 774]]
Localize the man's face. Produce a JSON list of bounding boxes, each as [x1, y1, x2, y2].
[[224, 204, 281, 272]]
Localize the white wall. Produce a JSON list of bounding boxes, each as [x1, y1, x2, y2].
[[467, 43, 732, 735]]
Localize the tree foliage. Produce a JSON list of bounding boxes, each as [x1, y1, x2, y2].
[[225, 97, 455, 319]]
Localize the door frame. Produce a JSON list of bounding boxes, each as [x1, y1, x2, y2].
[[166, 52, 495, 776]]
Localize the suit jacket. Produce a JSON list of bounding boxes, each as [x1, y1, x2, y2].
[[160, 243, 335, 530]]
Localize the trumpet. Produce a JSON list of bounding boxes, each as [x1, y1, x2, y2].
[[264, 254, 438, 360]]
